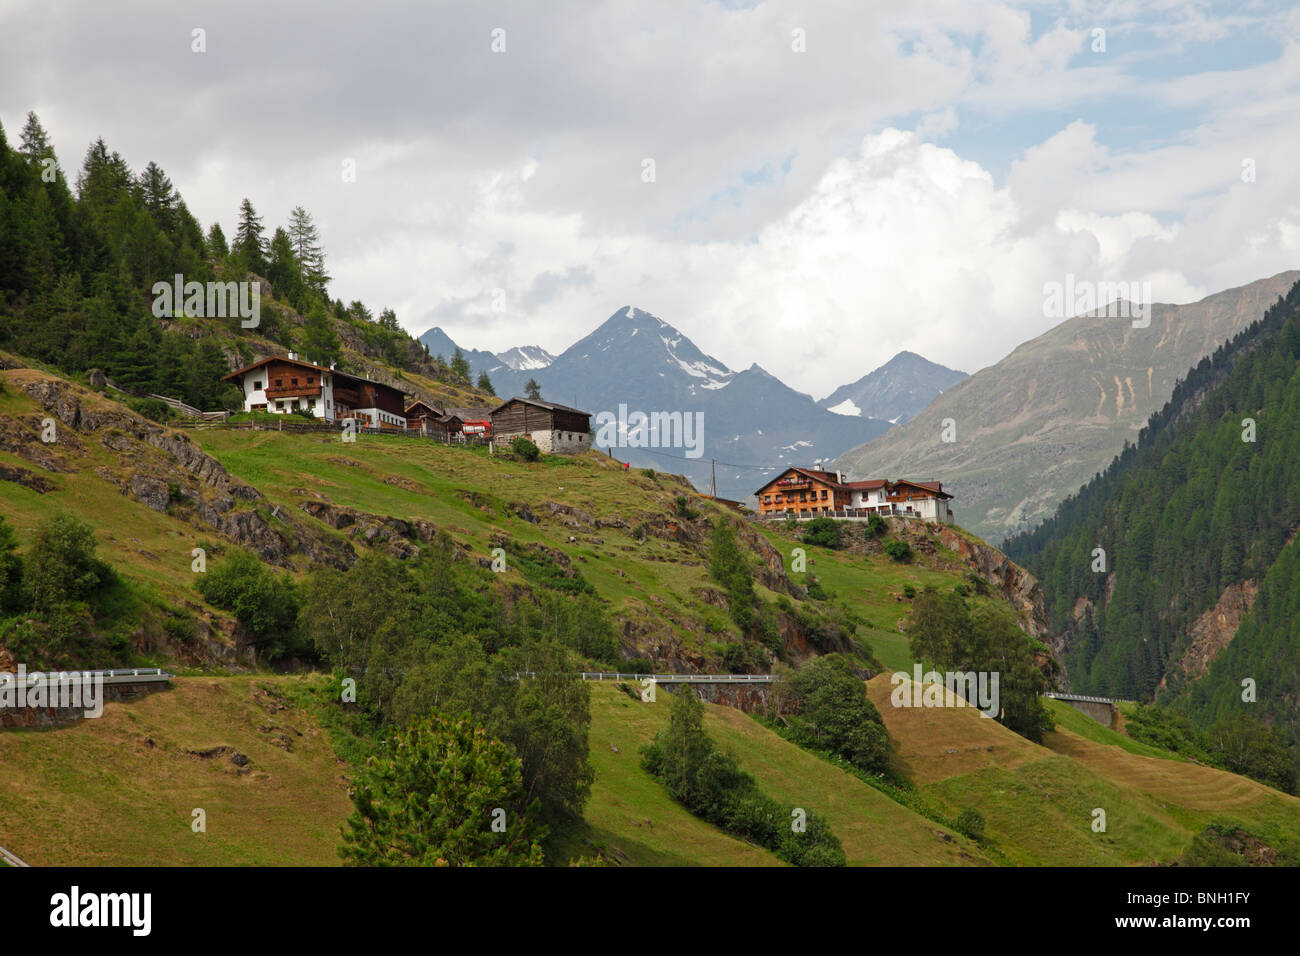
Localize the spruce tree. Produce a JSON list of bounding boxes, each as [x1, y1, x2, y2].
[[301, 298, 341, 366], [232, 198, 268, 275], [287, 205, 329, 293]]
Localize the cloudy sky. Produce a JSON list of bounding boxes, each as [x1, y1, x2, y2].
[[4, 0, 1300, 394]]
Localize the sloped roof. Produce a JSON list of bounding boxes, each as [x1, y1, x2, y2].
[[490, 396, 592, 416], [753, 468, 952, 499], [222, 354, 406, 396]]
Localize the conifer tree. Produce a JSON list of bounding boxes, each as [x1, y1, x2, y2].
[[287, 205, 329, 293], [232, 198, 267, 275]]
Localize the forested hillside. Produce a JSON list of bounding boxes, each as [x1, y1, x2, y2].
[[0, 111, 493, 413], [1005, 278, 1300, 777]]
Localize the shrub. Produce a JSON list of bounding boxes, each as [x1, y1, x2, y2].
[[883, 538, 913, 563], [0, 516, 23, 612], [787, 655, 890, 775], [801, 517, 841, 549], [640, 469, 656, 480], [953, 583, 969, 597], [24, 514, 113, 611], [195, 549, 303, 659], [511, 436, 541, 461], [128, 397, 171, 422], [674, 495, 700, 521], [866, 514, 888, 537], [621, 657, 653, 675], [901, 583, 916, 600], [709, 520, 754, 631], [806, 578, 829, 601], [955, 807, 985, 841], [340, 713, 545, 866], [641, 688, 845, 866]]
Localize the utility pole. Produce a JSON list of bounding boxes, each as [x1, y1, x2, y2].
[[710, 458, 716, 498]]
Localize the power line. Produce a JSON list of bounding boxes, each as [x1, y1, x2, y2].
[[601, 444, 790, 472]]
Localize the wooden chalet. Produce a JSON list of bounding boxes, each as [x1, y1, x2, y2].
[[753, 467, 953, 523], [222, 353, 407, 428], [490, 397, 592, 454]]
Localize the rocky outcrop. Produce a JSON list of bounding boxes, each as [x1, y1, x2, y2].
[[934, 525, 1051, 643], [1173, 580, 1259, 681], [15, 377, 355, 570]]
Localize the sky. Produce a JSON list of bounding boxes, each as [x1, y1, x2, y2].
[[4, 0, 1300, 396]]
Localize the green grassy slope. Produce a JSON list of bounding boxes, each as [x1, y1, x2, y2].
[[867, 675, 1300, 865], [0, 675, 350, 866]]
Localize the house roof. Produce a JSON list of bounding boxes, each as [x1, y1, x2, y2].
[[404, 400, 444, 416], [443, 407, 495, 421], [890, 479, 952, 499], [753, 468, 952, 499], [753, 467, 842, 495], [222, 355, 406, 396], [490, 396, 592, 417]]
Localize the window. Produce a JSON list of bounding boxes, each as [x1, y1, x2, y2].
[[253, 380, 262, 390], [307, 376, 314, 384], [820, 490, 828, 500], [275, 379, 282, 387], [292, 378, 299, 386], [799, 493, 807, 502]]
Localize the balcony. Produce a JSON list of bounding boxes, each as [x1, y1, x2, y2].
[[265, 384, 322, 400]]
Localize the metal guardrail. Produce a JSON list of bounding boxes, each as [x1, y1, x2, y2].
[[577, 672, 774, 683], [509, 672, 774, 683], [1043, 691, 1130, 705], [0, 668, 172, 686]]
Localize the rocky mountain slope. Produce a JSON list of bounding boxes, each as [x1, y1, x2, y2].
[[820, 351, 966, 424], [833, 271, 1300, 541]]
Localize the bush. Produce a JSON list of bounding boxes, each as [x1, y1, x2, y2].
[[511, 436, 541, 461], [195, 549, 303, 659], [0, 516, 23, 612], [866, 514, 887, 537], [955, 807, 985, 841], [709, 520, 754, 631], [901, 584, 916, 600], [340, 713, 545, 866], [787, 655, 890, 775], [621, 657, 653, 675], [640, 469, 656, 480], [642, 688, 845, 866], [128, 397, 171, 423], [674, 495, 700, 521], [801, 517, 841, 549], [24, 514, 113, 611], [806, 578, 829, 601], [883, 538, 913, 563]]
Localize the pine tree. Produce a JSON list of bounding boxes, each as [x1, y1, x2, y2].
[[136, 161, 178, 232], [524, 378, 542, 400], [19, 112, 53, 163], [287, 205, 329, 293], [232, 198, 267, 275], [206, 222, 229, 258], [477, 371, 495, 396], [450, 347, 471, 383], [266, 227, 302, 304], [348, 300, 372, 323], [301, 298, 341, 366]]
